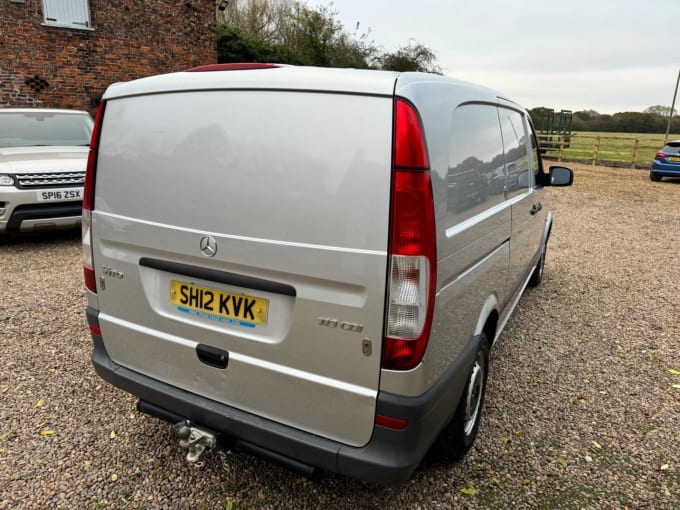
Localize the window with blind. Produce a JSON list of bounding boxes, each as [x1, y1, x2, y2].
[[42, 0, 91, 30]]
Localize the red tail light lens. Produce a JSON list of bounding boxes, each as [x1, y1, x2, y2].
[[84, 101, 105, 212], [393, 98, 429, 169], [383, 98, 436, 371], [83, 101, 106, 293], [655, 152, 666, 159]]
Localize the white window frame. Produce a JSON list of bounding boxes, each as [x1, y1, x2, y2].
[[42, 0, 93, 31]]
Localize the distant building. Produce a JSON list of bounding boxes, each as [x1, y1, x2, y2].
[[0, 0, 216, 114]]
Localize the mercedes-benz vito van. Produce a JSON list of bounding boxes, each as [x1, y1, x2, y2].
[[83, 63, 573, 484]]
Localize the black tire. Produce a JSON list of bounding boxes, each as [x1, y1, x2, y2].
[[650, 172, 662, 182], [527, 241, 546, 287], [432, 336, 489, 462]]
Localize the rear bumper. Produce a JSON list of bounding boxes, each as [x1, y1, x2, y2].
[[87, 307, 477, 485], [651, 162, 680, 176]]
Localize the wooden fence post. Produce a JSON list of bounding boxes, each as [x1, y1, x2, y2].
[[592, 136, 601, 166], [559, 136, 564, 162], [631, 139, 639, 168]]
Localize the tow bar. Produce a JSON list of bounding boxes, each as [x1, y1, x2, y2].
[[174, 421, 217, 463]]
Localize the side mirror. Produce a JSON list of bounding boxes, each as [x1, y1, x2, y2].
[[549, 166, 574, 186]]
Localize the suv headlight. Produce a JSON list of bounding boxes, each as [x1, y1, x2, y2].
[[0, 174, 14, 186]]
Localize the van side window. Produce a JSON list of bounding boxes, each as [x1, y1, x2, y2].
[[447, 104, 505, 227], [498, 108, 530, 198]]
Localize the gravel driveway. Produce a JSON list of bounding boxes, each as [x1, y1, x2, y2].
[[1, 163, 678, 509]]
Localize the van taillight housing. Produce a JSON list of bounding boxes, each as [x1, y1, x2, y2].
[[382, 98, 437, 371], [83, 101, 106, 294]]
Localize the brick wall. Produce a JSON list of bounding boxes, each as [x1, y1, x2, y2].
[[0, 0, 216, 115]]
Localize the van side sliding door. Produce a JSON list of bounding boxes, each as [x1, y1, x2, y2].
[[498, 108, 540, 294]]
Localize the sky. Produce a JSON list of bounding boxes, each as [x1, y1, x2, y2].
[[307, 0, 679, 114]]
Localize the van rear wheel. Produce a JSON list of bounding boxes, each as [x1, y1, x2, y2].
[[433, 335, 489, 462]]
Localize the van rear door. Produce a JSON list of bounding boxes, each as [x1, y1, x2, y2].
[[92, 77, 394, 446]]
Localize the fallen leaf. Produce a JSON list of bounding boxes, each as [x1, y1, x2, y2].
[[0, 433, 9, 441], [257, 492, 265, 501], [660, 464, 670, 470], [491, 476, 500, 485], [501, 437, 509, 444], [1, 386, 8, 394], [34, 399, 45, 409], [672, 384, 680, 389], [459, 483, 477, 496], [40, 429, 55, 436], [598, 390, 607, 395], [515, 431, 525, 437], [592, 441, 602, 449], [110, 431, 116, 439], [669, 369, 680, 375], [0, 448, 4, 453], [558, 456, 568, 467], [226, 500, 234, 510], [111, 473, 118, 482]]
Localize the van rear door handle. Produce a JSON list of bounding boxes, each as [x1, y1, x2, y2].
[[530, 203, 543, 215], [196, 344, 229, 369]]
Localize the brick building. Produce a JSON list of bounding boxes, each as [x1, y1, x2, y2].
[[0, 0, 216, 114]]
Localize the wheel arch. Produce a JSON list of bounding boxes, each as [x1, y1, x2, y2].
[[473, 294, 499, 347], [542, 211, 553, 246]]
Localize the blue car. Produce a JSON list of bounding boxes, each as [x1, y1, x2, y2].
[[651, 140, 680, 181]]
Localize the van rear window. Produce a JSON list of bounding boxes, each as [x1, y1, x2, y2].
[[446, 104, 505, 226]]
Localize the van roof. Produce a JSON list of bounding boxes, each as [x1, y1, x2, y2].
[[102, 65, 504, 105]]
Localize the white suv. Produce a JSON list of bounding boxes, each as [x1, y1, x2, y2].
[[0, 109, 92, 234]]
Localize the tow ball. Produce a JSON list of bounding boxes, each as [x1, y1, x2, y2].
[[174, 421, 217, 463]]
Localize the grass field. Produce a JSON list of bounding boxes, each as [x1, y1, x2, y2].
[[539, 131, 680, 168]]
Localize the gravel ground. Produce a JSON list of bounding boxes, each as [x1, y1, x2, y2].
[[1, 163, 679, 509]]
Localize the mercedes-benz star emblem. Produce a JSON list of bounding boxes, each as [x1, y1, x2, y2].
[[199, 236, 217, 257]]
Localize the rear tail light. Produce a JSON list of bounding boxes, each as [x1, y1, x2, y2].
[[655, 152, 666, 159], [83, 101, 106, 294], [382, 99, 436, 371]]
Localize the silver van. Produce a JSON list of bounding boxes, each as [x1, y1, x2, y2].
[[83, 64, 573, 484]]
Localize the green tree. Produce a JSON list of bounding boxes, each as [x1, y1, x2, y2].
[[218, 0, 294, 44], [216, 25, 300, 64], [217, 0, 439, 73], [378, 41, 441, 73], [644, 105, 676, 116]]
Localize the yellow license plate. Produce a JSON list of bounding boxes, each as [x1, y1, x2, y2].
[[668, 156, 680, 162], [170, 280, 268, 326]]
